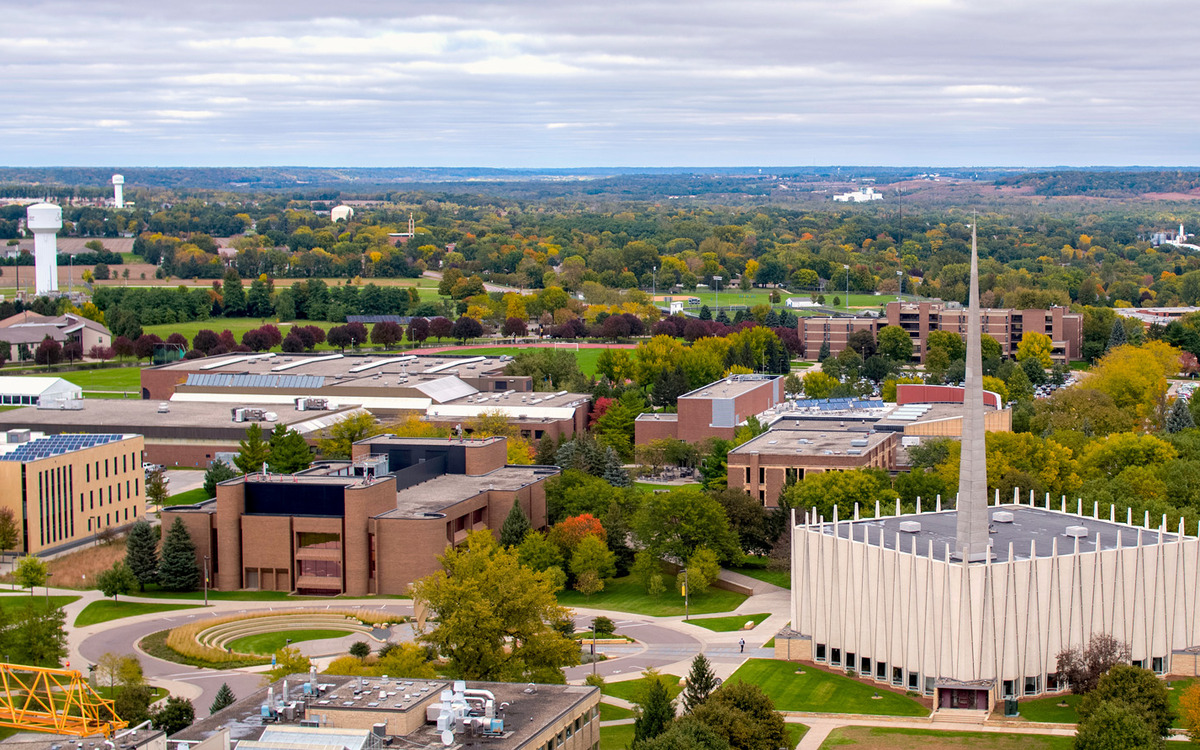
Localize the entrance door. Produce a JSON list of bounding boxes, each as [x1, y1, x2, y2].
[[938, 688, 988, 710]]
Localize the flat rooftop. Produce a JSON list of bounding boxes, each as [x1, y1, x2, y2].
[[813, 505, 1179, 561], [679, 374, 780, 400], [385, 465, 559, 518], [172, 674, 598, 750], [154, 352, 511, 380], [363, 435, 506, 448], [0, 400, 365, 436], [730, 427, 893, 456]]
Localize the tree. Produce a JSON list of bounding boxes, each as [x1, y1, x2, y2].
[[317, 412, 382, 459], [451, 316, 483, 343], [264, 646, 312, 682], [711, 489, 770, 555], [12, 600, 67, 666], [500, 500, 532, 548], [801, 371, 837, 400], [326, 325, 352, 351], [639, 716, 730, 750], [266, 425, 312, 473], [781, 468, 894, 525], [1016, 330, 1054, 369], [569, 535, 616, 595], [502, 317, 528, 337], [370, 321, 403, 349], [1181, 681, 1200, 743], [1168, 398, 1195, 433], [691, 682, 787, 750], [125, 521, 159, 591], [152, 695, 196, 735], [145, 468, 169, 510], [1078, 664, 1173, 739], [96, 561, 138, 601], [0, 507, 19, 559], [114, 685, 154, 726], [203, 460, 238, 497], [14, 555, 48, 595], [234, 423, 271, 474], [1073, 700, 1158, 750], [209, 683, 236, 715], [407, 317, 430, 344], [682, 653, 719, 712], [349, 641, 371, 660], [1056, 633, 1132, 695], [429, 316, 453, 342], [633, 671, 676, 745], [632, 488, 740, 564], [34, 336, 62, 367], [158, 517, 200, 592], [1108, 318, 1128, 351], [411, 531, 578, 683]]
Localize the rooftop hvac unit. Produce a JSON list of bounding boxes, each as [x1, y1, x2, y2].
[[846, 449, 861, 455], [899, 521, 922, 533], [5, 429, 30, 443], [850, 437, 869, 447], [992, 511, 1014, 523], [158, 403, 170, 414], [1065, 525, 1089, 539]]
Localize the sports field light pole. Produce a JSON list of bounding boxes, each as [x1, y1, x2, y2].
[[844, 265, 850, 310], [713, 276, 722, 316]]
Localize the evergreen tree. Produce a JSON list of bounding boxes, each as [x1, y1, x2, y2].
[[1108, 318, 1127, 350], [535, 434, 562, 466], [203, 459, 238, 496], [233, 423, 270, 474], [682, 653, 719, 712], [209, 683, 236, 715], [124, 521, 159, 591], [732, 310, 746, 324], [158, 518, 200, 592], [817, 340, 830, 361], [633, 675, 675, 745], [651, 367, 690, 408], [698, 305, 712, 321], [267, 425, 313, 474], [602, 446, 631, 487], [152, 696, 195, 735], [1169, 398, 1196, 433], [500, 500, 532, 548], [715, 310, 730, 325], [222, 269, 247, 317]]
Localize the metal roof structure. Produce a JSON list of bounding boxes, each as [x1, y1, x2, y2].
[[0, 377, 81, 397], [412, 375, 478, 403], [185, 373, 326, 390], [0, 433, 128, 462]]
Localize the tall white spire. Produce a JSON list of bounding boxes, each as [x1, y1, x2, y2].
[[955, 216, 990, 562]]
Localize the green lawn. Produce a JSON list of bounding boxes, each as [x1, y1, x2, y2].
[[633, 482, 681, 493], [128, 585, 405, 601], [600, 723, 634, 750], [688, 613, 769, 632], [729, 555, 790, 589], [0, 594, 80, 613], [74, 600, 201, 627], [558, 575, 746, 617], [598, 702, 634, 721], [163, 487, 210, 507], [601, 673, 683, 703], [94, 685, 168, 702], [226, 628, 355, 655], [683, 288, 899, 312], [142, 319, 345, 347], [26, 366, 143, 395], [1017, 679, 1191, 727], [819, 727, 1072, 749], [786, 724, 809, 748], [726, 659, 929, 716], [430, 345, 608, 377]]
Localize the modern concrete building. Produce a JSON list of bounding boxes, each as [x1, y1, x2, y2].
[[142, 353, 590, 441], [0, 399, 369, 467], [780, 222, 1200, 712], [171, 674, 600, 750], [727, 428, 897, 506], [634, 374, 784, 446], [0, 430, 144, 554], [162, 436, 557, 595]]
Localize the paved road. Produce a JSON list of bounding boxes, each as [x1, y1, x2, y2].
[[164, 470, 204, 496]]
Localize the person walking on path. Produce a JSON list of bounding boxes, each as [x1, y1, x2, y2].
[[739, 638, 745, 653]]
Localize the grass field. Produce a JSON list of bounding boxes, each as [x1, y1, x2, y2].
[[557, 575, 746, 617], [226, 628, 355, 655], [93, 685, 168, 703], [128, 584, 407, 601], [0, 594, 81, 612], [431, 344, 608, 377], [74, 600, 201, 627], [687, 612, 769, 632], [684, 288, 900, 312], [164, 487, 210, 507], [632, 482, 682, 493], [729, 555, 790, 589], [787, 724, 809, 748], [1017, 679, 1192, 727], [726, 659, 929, 717], [818, 727, 1072, 749], [601, 673, 683, 703], [25, 366, 143, 396], [598, 702, 634, 721], [42, 540, 127, 590], [600, 723, 633, 750]]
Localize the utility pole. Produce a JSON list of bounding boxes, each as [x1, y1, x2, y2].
[[713, 276, 722, 316], [203, 555, 210, 606], [591, 619, 598, 677], [682, 569, 690, 622]]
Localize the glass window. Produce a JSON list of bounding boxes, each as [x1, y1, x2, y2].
[[892, 667, 902, 685], [924, 676, 935, 695], [815, 644, 826, 662], [1132, 659, 1144, 669], [846, 653, 855, 670], [860, 657, 871, 675], [907, 672, 919, 690], [1002, 680, 1015, 698], [1046, 673, 1059, 692], [1024, 676, 1039, 695], [1153, 657, 1164, 674], [297, 559, 341, 578], [876, 661, 886, 680], [297, 532, 341, 550], [830, 648, 841, 666]]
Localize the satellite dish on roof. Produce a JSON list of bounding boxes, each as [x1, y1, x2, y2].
[[441, 730, 454, 746]]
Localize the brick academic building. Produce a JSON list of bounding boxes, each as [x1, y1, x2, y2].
[[162, 435, 557, 595], [798, 301, 1083, 361], [634, 374, 784, 446]]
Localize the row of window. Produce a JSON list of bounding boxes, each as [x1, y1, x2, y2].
[[538, 706, 599, 750], [814, 642, 1167, 696], [0, 395, 38, 405], [86, 452, 139, 482], [86, 507, 136, 532]]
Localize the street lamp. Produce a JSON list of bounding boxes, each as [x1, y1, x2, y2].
[[713, 276, 722, 316], [652, 266, 657, 299], [844, 265, 850, 310], [591, 618, 598, 677], [203, 555, 210, 606]]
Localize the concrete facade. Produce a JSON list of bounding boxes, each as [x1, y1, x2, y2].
[[163, 436, 556, 595]]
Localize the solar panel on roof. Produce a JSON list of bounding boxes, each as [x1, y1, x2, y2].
[[0, 433, 126, 461]]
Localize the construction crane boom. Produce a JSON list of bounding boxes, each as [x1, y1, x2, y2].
[[0, 663, 127, 738]]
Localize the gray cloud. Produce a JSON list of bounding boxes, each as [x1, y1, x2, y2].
[[2, 0, 1198, 167]]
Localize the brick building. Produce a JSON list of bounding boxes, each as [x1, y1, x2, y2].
[[727, 428, 897, 507], [796, 303, 1083, 362], [162, 436, 557, 596], [0, 430, 144, 554], [634, 374, 784, 445]]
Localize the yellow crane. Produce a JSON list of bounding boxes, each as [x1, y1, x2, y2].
[[0, 663, 127, 738]]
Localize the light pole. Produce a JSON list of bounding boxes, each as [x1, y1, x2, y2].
[[844, 265, 850, 310], [713, 276, 722, 317], [203, 555, 210, 606], [682, 568, 690, 622], [591, 618, 598, 677], [652, 266, 657, 300]]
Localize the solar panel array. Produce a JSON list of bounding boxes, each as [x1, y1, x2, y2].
[[185, 373, 326, 389], [0, 433, 127, 462]]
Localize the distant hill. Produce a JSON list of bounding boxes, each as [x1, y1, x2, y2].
[[996, 169, 1200, 197]]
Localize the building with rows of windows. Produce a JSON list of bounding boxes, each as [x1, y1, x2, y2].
[[0, 430, 145, 554]]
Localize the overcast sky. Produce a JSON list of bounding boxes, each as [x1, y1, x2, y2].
[[4, 0, 1198, 168]]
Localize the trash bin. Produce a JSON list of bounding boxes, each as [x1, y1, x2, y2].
[[1004, 698, 1019, 717]]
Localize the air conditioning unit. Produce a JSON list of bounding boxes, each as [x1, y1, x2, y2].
[[899, 521, 922, 533], [992, 511, 1014, 523], [1065, 525, 1088, 539]]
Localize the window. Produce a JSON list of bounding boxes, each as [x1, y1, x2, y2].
[[86, 465, 90, 482], [1002, 680, 1015, 698], [297, 532, 341, 550], [846, 653, 856, 670], [1132, 659, 1144, 669], [297, 559, 341, 578], [860, 657, 871, 675], [745, 467, 751, 484], [924, 676, 935, 695], [830, 648, 841, 666], [892, 667, 902, 686], [876, 662, 886, 680], [758, 467, 765, 484], [815, 644, 826, 662], [565, 724, 573, 739], [1152, 657, 1164, 674], [1046, 673, 1059, 692], [1024, 676, 1039, 696], [907, 672, 919, 690]]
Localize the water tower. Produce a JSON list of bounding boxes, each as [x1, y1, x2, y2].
[[111, 174, 125, 208], [26, 203, 62, 295]]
